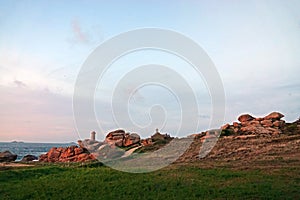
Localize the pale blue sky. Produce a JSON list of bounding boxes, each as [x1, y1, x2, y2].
[[0, 0, 300, 142]]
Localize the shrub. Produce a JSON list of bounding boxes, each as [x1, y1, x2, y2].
[[220, 129, 234, 137]]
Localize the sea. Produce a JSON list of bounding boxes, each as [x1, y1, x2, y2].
[[0, 142, 76, 161]]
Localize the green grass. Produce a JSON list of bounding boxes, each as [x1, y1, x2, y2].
[[0, 163, 299, 200]]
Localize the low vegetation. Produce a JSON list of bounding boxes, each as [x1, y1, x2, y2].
[[0, 162, 299, 200]]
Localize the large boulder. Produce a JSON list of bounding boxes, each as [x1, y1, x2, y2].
[[123, 133, 140, 147], [21, 155, 38, 162], [0, 151, 17, 162], [106, 129, 125, 138], [238, 114, 255, 122], [105, 130, 142, 148], [105, 129, 125, 146], [264, 112, 284, 120]]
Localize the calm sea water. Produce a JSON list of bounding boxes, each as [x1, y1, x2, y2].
[[0, 142, 76, 161]]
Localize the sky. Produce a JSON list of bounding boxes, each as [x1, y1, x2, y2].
[[0, 0, 300, 142]]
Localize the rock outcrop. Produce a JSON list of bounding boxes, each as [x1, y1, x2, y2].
[[124, 133, 140, 147], [105, 129, 126, 147], [104, 130, 141, 147], [39, 130, 145, 162], [39, 146, 96, 162], [80, 129, 173, 160], [264, 112, 284, 120], [177, 114, 300, 163], [0, 151, 17, 162], [82, 130, 143, 160], [221, 112, 285, 136]]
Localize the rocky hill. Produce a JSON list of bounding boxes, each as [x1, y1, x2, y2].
[[176, 112, 300, 165], [38, 112, 300, 166]]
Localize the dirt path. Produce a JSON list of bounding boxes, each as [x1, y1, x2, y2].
[[0, 162, 34, 168]]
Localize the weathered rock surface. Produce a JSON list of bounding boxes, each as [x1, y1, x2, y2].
[[21, 155, 38, 162], [105, 129, 125, 147], [104, 130, 141, 147], [264, 112, 284, 120], [39, 146, 96, 162], [222, 112, 285, 136], [123, 133, 140, 147], [273, 120, 285, 128], [261, 119, 273, 127], [0, 151, 17, 162], [238, 114, 255, 122]]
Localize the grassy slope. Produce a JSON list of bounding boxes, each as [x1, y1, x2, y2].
[[0, 163, 299, 200]]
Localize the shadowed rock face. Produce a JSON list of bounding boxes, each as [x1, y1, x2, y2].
[[21, 155, 38, 162], [0, 151, 17, 162]]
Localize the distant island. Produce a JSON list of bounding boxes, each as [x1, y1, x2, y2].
[[10, 141, 24, 144]]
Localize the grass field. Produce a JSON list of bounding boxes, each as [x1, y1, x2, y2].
[[0, 162, 299, 200]]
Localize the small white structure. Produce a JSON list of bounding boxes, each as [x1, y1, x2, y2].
[[90, 131, 96, 141]]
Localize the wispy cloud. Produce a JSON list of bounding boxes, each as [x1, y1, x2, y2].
[[0, 49, 75, 96], [71, 19, 90, 44], [14, 79, 27, 88]]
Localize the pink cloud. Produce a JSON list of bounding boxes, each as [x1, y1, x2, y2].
[[71, 19, 89, 43], [0, 86, 77, 142]]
